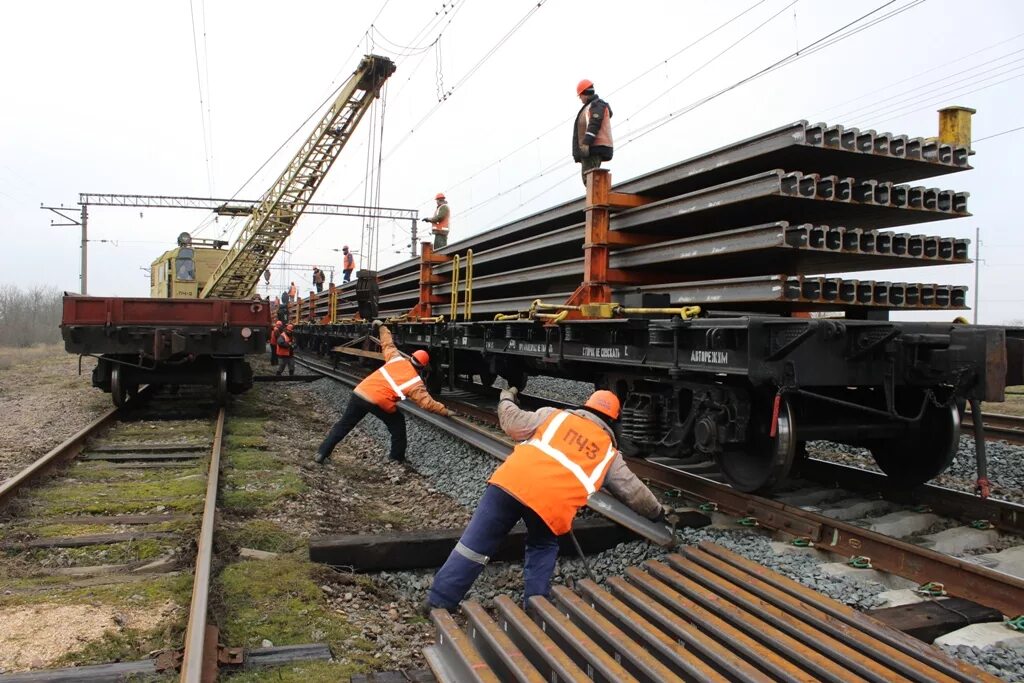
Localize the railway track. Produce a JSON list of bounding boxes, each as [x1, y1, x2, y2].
[[299, 353, 1021, 682], [0, 387, 225, 680], [967, 411, 1024, 446]]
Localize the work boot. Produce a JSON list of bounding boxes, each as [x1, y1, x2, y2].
[[418, 599, 455, 618], [314, 452, 329, 465]]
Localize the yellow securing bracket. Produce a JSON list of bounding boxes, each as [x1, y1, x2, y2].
[[449, 254, 461, 321]]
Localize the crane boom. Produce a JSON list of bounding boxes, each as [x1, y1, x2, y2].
[[200, 54, 396, 299]]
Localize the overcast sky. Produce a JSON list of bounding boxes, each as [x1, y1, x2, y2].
[[3, 0, 1022, 322]]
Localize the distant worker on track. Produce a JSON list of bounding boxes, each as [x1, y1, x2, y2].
[[342, 246, 356, 283], [313, 266, 325, 293], [275, 323, 296, 376], [424, 387, 665, 613], [315, 321, 450, 465], [289, 281, 298, 300], [269, 320, 283, 366], [421, 193, 450, 249], [571, 79, 613, 187]]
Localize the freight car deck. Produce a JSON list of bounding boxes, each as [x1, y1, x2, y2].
[[61, 295, 269, 405]]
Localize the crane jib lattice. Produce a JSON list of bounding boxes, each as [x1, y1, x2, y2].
[[199, 54, 396, 299]]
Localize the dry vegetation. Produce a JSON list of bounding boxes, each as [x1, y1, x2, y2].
[[0, 285, 64, 348]]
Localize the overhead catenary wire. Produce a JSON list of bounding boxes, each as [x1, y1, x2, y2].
[[188, 0, 214, 197]]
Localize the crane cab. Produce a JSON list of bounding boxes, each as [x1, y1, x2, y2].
[[150, 232, 229, 298]]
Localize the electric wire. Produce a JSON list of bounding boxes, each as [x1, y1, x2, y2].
[[440, 0, 773, 199], [467, 0, 926, 230], [188, 0, 214, 197], [974, 125, 1024, 143]]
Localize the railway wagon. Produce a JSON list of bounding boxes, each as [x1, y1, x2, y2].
[[61, 295, 268, 406], [291, 111, 1024, 493]]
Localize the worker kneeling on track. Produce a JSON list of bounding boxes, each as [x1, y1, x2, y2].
[[315, 321, 450, 465], [424, 388, 667, 613]]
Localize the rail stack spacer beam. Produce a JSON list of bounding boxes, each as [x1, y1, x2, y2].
[[563, 169, 661, 316], [408, 242, 450, 319]]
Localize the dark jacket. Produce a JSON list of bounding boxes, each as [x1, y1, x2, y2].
[[572, 94, 613, 162]]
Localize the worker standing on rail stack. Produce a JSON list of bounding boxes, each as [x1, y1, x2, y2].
[[289, 281, 298, 300], [269, 320, 283, 366], [275, 323, 296, 377], [421, 193, 450, 249], [423, 387, 667, 613], [313, 266, 325, 293], [341, 246, 356, 283], [571, 79, 613, 187], [315, 321, 451, 465]]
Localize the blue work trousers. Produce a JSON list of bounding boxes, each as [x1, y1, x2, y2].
[[428, 484, 560, 610]]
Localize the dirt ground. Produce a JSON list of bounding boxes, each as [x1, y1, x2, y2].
[[0, 345, 109, 481]]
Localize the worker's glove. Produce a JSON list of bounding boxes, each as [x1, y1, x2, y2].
[[580, 144, 590, 156], [653, 503, 673, 522], [499, 387, 519, 405], [372, 319, 384, 329]]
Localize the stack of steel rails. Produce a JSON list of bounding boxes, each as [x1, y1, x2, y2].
[[292, 116, 973, 321]]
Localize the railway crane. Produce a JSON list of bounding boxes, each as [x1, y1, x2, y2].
[[61, 55, 396, 405]]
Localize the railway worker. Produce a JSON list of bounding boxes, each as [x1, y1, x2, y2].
[[341, 246, 356, 283], [313, 266, 325, 293], [278, 291, 289, 323], [269, 320, 283, 366], [289, 281, 298, 300], [423, 387, 667, 613], [421, 193, 450, 249], [275, 323, 296, 377], [315, 321, 450, 465], [571, 79, 613, 187]]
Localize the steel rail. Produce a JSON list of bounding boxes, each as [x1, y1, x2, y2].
[[964, 411, 1024, 445], [180, 406, 226, 683], [294, 355, 675, 546], [626, 457, 1024, 617], [0, 387, 152, 509], [378, 119, 971, 277]]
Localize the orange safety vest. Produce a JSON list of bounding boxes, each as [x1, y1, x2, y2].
[[275, 331, 294, 357], [355, 356, 423, 412], [489, 410, 616, 535], [577, 100, 613, 149], [433, 204, 450, 232], [343, 252, 355, 271], [289, 284, 297, 299]]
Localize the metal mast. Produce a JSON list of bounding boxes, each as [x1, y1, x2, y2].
[[200, 54, 396, 299]]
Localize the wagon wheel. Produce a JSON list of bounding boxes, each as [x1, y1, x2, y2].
[[717, 394, 797, 493], [215, 367, 229, 406], [869, 396, 960, 487], [111, 365, 128, 408]]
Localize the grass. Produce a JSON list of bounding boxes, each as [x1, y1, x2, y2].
[[226, 448, 286, 471], [28, 475, 206, 516], [225, 660, 371, 682], [227, 417, 267, 436], [223, 520, 304, 554], [21, 538, 172, 567], [215, 558, 376, 661], [0, 571, 193, 609], [221, 471, 305, 515]]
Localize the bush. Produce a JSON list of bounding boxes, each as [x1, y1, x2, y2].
[[0, 284, 63, 347]]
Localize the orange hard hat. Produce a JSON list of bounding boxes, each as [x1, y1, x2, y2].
[[435, 192, 446, 200], [273, 320, 283, 327], [412, 349, 430, 367], [584, 389, 620, 421], [576, 79, 594, 96]]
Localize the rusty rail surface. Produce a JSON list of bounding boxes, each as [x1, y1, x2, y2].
[[628, 457, 1024, 618], [964, 410, 1024, 446], [424, 542, 998, 683], [180, 407, 226, 683]]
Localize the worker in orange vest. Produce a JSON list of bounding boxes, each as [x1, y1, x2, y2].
[[288, 281, 298, 300], [315, 321, 450, 464], [268, 320, 283, 366], [421, 192, 450, 249], [572, 79, 613, 186], [341, 246, 356, 283], [275, 323, 296, 377], [424, 387, 666, 612]]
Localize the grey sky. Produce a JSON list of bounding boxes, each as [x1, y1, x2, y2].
[[3, 0, 1022, 322]]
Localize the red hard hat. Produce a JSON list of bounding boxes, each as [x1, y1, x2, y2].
[[584, 389, 620, 421], [435, 192, 446, 200], [274, 320, 283, 328], [286, 323, 294, 332], [412, 349, 430, 367], [576, 79, 594, 96]]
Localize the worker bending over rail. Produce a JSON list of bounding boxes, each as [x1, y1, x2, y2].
[[315, 321, 450, 464], [424, 388, 666, 612]]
